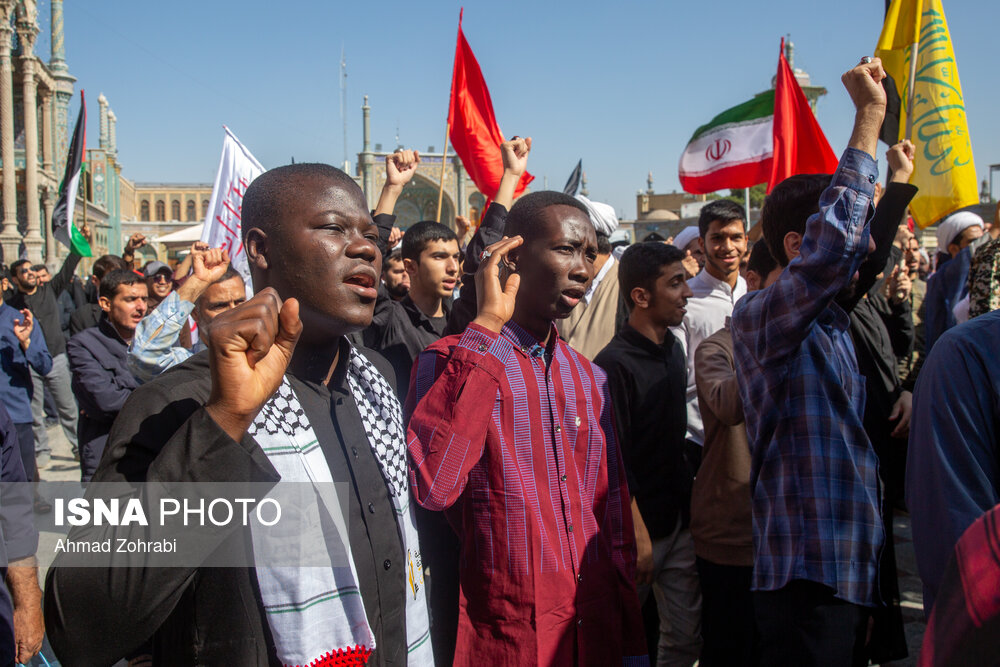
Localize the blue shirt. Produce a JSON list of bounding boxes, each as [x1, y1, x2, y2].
[[127, 291, 202, 383], [0, 302, 52, 423], [731, 148, 884, 607], [906, 309, 1000, 614]]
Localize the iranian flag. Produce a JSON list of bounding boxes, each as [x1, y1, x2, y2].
[[678, 91, 775, 195], [679, 39, 838, 196], [51, 90, 92, 256]]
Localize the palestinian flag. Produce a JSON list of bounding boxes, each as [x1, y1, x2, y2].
[[678, 91, 774, 195], [51, 90, 92, 257]]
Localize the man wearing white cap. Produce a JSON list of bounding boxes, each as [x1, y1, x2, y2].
[[924, 211, 986, 351], [560, 194, 626, 359], [672, 226, 705, 277]]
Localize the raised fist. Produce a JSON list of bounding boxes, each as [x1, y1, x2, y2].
[[500, 137, 532, 177], [842, 57, 887, 113], [192, 247, 230, 284], [385, 150, 420, 188]]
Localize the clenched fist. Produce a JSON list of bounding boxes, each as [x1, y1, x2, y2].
[[205, 289, 302, 441]]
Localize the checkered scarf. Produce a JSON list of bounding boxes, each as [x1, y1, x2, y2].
[[248, 347, 432, 667]]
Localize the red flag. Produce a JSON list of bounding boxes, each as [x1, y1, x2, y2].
[[767, 38, 839, 193], [447, 9, 533, 200]]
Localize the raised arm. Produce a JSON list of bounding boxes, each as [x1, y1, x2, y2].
[[733, 59, 886, 365], [128, 247, 230, 383], [49, 222, 90, 296], [445, 138, 530, 336]]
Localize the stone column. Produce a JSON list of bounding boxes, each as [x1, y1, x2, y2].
[[0, 1, 18, 263], [42, 186, 54, 261], [49, 0, 67, 73], [40, 89, 51, 172], [19, 20, 43, 262]]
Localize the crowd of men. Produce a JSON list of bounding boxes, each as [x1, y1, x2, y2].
[[0, 55, 996, 666]]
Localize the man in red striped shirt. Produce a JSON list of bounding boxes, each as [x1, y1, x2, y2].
[[407, 190, 648, 666]]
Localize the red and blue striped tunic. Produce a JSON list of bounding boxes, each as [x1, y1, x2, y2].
[[407, 321, 647, 666]]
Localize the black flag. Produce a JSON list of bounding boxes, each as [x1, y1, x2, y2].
[[563, 159, 582, 196], [51, 91, 91, 256]]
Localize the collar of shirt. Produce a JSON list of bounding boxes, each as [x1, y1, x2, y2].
[[500, 320, 559, 360], [98, 313, 130, 347], [583, 255, 616, 304], [689, 269, 746, 301], [618, 321, 677, 359], [401, 295, 450, 330]]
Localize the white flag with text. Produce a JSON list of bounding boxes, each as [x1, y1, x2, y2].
[[200, 127, 265, 295]]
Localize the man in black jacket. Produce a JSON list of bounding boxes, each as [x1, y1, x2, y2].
[[9, 223, 90, 466], [45, 163, 429, 667], [66, 269, 147, 481]]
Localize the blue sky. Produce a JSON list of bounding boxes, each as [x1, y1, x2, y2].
[[44, 0, 1000, 218]]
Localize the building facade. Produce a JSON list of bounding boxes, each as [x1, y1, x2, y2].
[[355, 96, 486, 230], [0, 0, 125, 268]]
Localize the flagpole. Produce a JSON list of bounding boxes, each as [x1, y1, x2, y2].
[[904, 41, 918, 140], [436, 122, 450, 223], [904, 0, 922, 140]]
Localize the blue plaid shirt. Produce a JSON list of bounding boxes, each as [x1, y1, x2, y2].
[[731, 148, 884, 607]]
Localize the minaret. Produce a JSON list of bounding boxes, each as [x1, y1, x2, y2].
[[359, 96, 375, 209], [98, 93, 108, 149], [50, 0, 76, 180], [646, 171, 654, 195], [580, 172, 589, 197]]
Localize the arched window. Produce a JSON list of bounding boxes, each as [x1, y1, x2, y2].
[[186, 200, 196, 221], [155, 200, 165, 222], [202, 200, 210, 217], [140, 200, 150, 220], [171, 200, 181, 220]]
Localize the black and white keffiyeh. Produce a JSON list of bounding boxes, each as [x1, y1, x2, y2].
[[248, 347, 431, 667]]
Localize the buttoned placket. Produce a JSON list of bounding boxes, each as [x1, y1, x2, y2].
[[533, 343, 581, 579]]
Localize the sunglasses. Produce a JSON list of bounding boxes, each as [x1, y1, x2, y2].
[[150, 274, 172, 283]]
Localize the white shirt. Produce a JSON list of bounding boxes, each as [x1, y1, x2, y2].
[[671, 269, 747, 446], [583, 254, 615, 305]]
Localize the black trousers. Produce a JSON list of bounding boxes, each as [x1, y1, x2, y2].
[[697, 557, 756, 666], [754, 580, 870, 667], [14, 421, 35, 482]]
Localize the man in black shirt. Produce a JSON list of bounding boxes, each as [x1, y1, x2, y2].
[[44, 164, 430, 666], [595, 241, 700, 665], [9, 226, 90, 465], [369, 221, 460, 401]]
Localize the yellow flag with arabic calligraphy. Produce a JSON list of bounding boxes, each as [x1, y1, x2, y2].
[[875, 0, 978, 228]]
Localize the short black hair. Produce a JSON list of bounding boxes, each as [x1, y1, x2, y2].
[[619, 242, 686, 309], [99, 269, 144, 301], [31, 264, 47, 273], [383, 249, 403, 273], [401, 221, 457, 262], [698, 199, 746, 238], [596, 232, 612, 255], [241, 163, 364, 243], [746, 238, 778, 278], [213, 266, 243, 287], [761, 173, 832, 266], [505, 191, 590, 243], [93, 254, 128, 281], [9, 259, 30, 276]]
